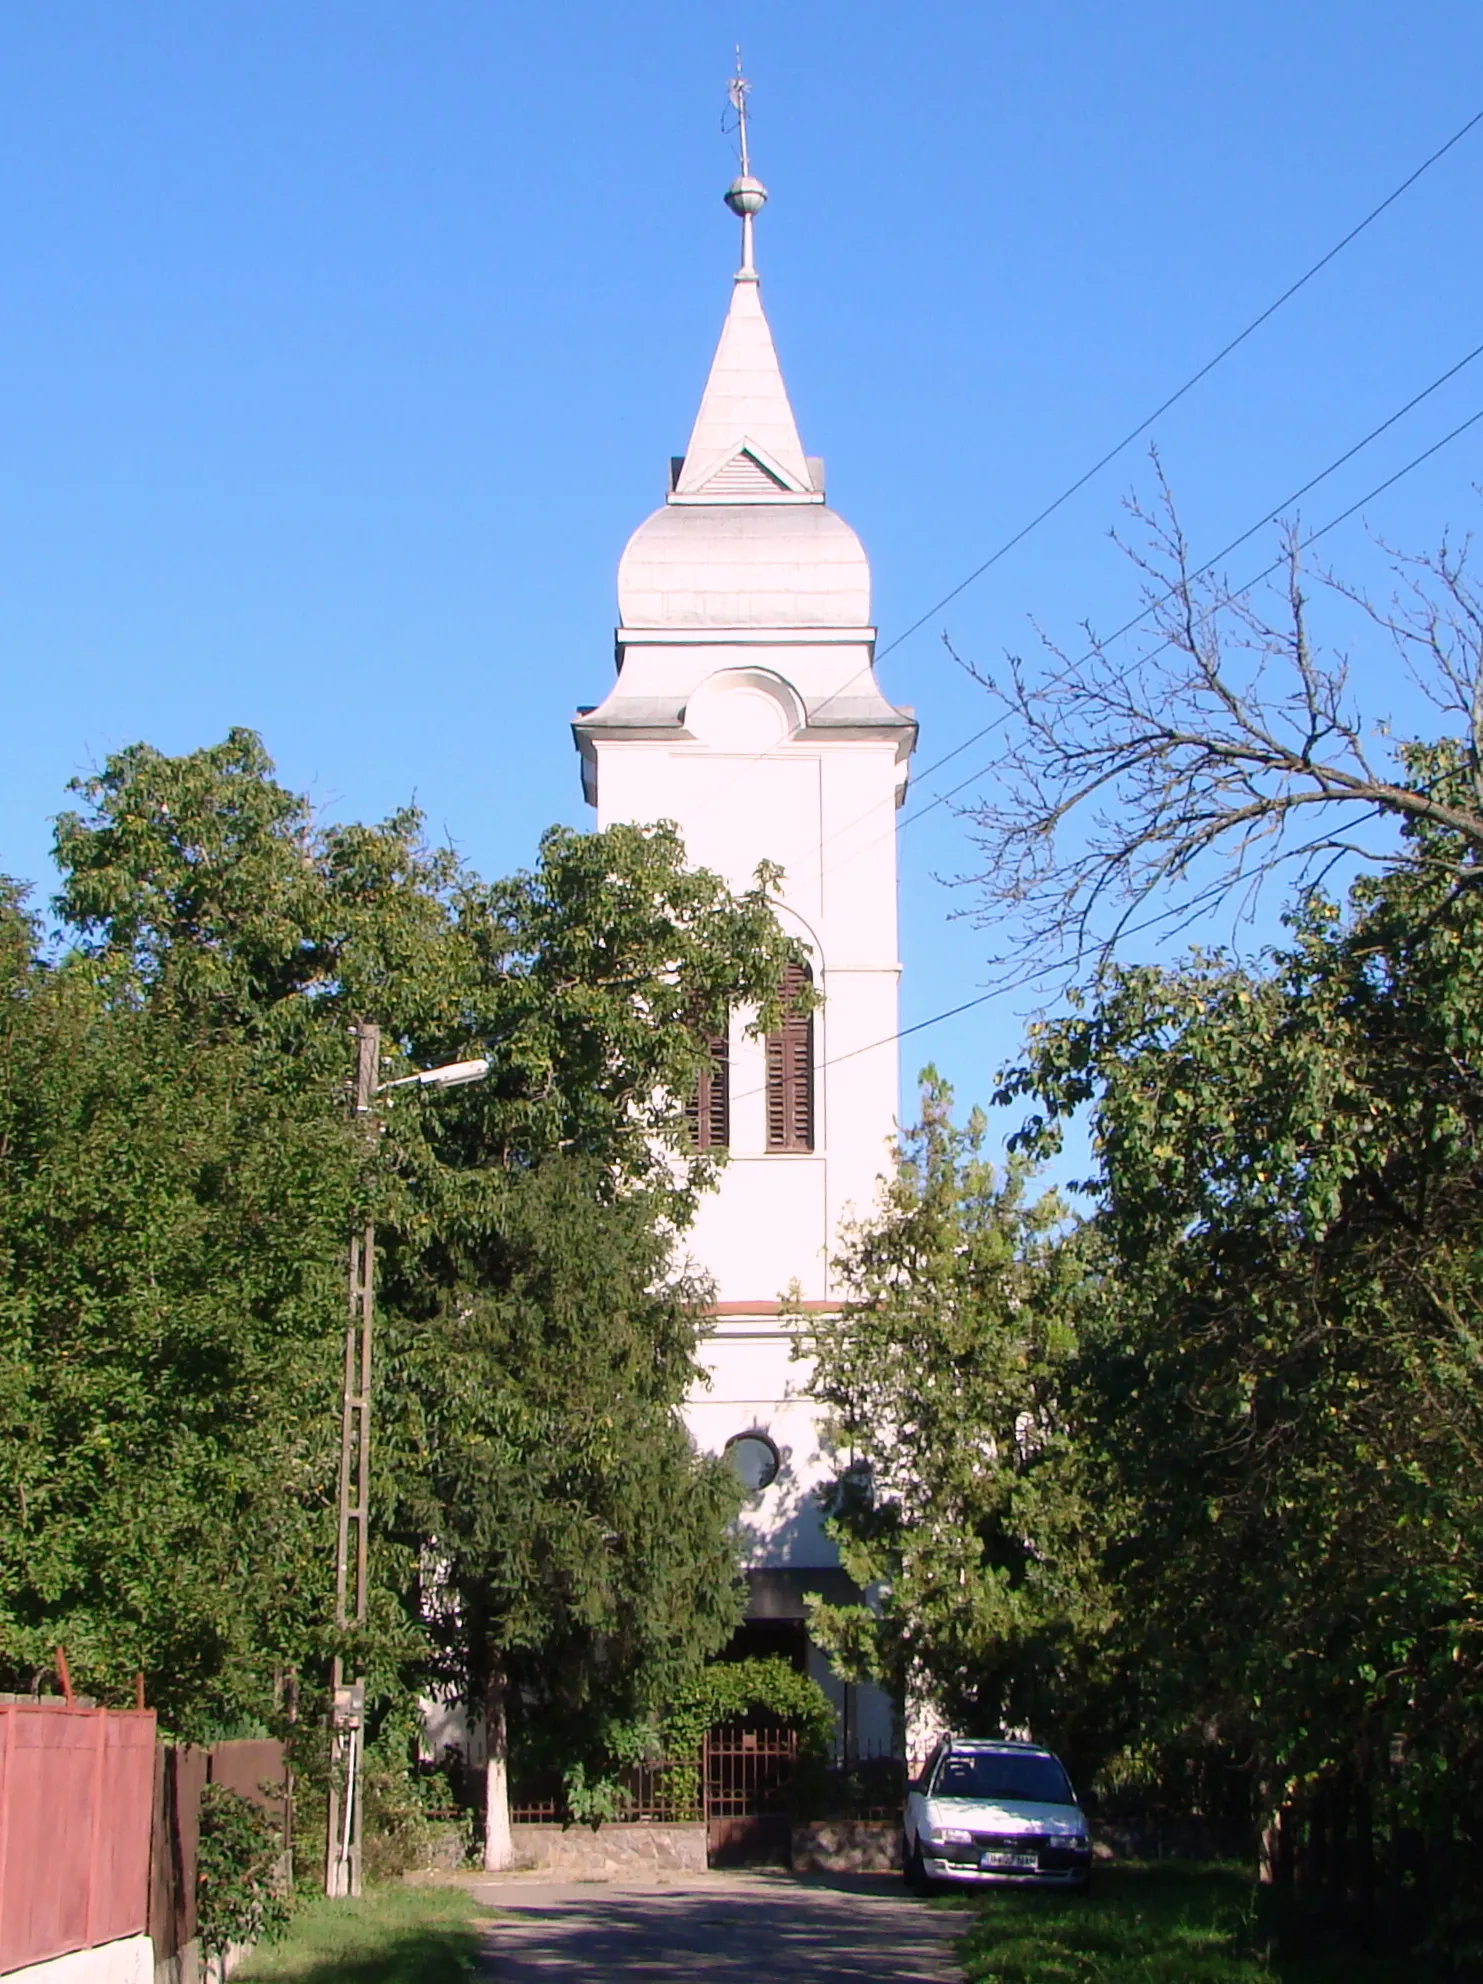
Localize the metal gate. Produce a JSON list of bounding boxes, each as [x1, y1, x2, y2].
[[703, 1720, 798, 1866]]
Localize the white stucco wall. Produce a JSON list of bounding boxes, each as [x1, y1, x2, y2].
[[589, 654, 907, 1570], [575, 262, 913, 1623]]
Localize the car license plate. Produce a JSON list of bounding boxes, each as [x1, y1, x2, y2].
[[981, 1849, 1038, 1870]]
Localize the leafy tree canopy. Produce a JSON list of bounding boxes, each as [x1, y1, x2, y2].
[[1003, 823, 1483, 1865], [2, 730, 799, 1753], [800, 1074, 1111, 1756]]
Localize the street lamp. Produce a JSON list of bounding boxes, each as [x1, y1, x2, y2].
[[379, 1058, 491, 1092], [325, 1020, 490, 1899]]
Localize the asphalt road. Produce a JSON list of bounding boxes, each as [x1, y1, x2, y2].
[[471, 1870, 965, 1982]]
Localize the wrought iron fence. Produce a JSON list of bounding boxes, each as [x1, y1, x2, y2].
[[509, 1727, 907, 1828], [507, 1780, 559, 1825], [704, 1720, 798, 1818], [819, 1739, 906, 1820], [510, 1756, 701, 1825]]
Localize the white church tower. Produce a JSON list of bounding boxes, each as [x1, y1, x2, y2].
[[573, 82, 914, 1746]]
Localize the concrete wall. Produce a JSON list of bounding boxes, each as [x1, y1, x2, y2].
[[1, 1935, 153, 1984]]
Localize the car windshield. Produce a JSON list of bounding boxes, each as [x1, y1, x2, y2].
[[931, 1750, 1075, 1806]]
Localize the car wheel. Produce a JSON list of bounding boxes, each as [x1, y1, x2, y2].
[[907, 1838, 938, 1898]]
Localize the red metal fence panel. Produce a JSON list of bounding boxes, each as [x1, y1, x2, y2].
[[0, 1702, 155, 1976], [90, 1716, 157, 1948]]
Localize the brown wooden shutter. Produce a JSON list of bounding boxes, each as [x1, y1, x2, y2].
[[686, 1034, 730, 1150], [765, 963, 814, 1152]]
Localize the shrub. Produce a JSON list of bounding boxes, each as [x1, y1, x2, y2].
[[196, 1783, 292, 1963]]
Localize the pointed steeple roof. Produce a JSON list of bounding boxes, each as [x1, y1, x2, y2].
[[672, 276, 815, 499]]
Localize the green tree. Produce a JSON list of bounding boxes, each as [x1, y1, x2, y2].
[[800, 1074, 1110, 1762], [950, 482, 1483, 1941], [1006, 819, 1483, 1907], [3, 730, 799, 1816], [384, 1153, 749, 1863], [0, 885, 356, 1728]]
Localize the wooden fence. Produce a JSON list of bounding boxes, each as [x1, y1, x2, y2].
[[0, 1699, 157, 1976], [148, 1739, 287, 1968]]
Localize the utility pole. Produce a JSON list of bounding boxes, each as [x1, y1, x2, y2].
[[326, 1018, 378, 1899], [323, 1024, 490, 1899]]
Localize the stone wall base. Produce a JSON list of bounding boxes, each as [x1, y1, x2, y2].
[[509, 1823, 708, 1878], [415, 1823, 470, 1873], [1092, 1818, 1245, 1861], [791, 1821, 902, 1873]]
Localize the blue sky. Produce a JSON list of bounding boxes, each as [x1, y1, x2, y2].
[[4, 1, 1482, 1145]]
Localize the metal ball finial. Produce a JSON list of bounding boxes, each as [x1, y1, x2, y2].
[[724, 175, 767, 218]]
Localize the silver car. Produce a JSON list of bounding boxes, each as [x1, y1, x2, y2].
[[903, 1738, 1092, 1892]]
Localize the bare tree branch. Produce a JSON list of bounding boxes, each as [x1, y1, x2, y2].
[[956, 465, 1483, 975]]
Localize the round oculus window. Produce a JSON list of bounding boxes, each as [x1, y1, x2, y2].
[[724, 1431, 781, 1494]]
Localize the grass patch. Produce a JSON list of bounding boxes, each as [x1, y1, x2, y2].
[[235, 1885, 492, 1984], [957, 1862, 1419, 1984]]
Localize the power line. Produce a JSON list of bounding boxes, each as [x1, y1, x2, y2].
[[727, 396, 1483, 1103], [640, 104, 1483, 840], [794, 335, 1483, 881], [872, 103, 1483, 666], [812, 806, 1397, 1086], [896, 397, 1483, 843]]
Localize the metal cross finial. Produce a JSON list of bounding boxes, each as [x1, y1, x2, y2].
[[729, 48, 752, 177], [723, 49, 767, 278]]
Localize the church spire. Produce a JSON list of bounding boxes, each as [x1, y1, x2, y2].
[[671, 58, 817, 503]]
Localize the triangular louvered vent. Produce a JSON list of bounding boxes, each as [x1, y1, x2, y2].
[[696, 449, 789, 497]]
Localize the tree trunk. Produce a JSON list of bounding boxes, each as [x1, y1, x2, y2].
[[1257, 1772, 1290, 1888], [482, 1657, 514, 1872]]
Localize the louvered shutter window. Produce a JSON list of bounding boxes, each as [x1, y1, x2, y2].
[[685, 1034, 730, 1150], [765, 963, 814, 1152]]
